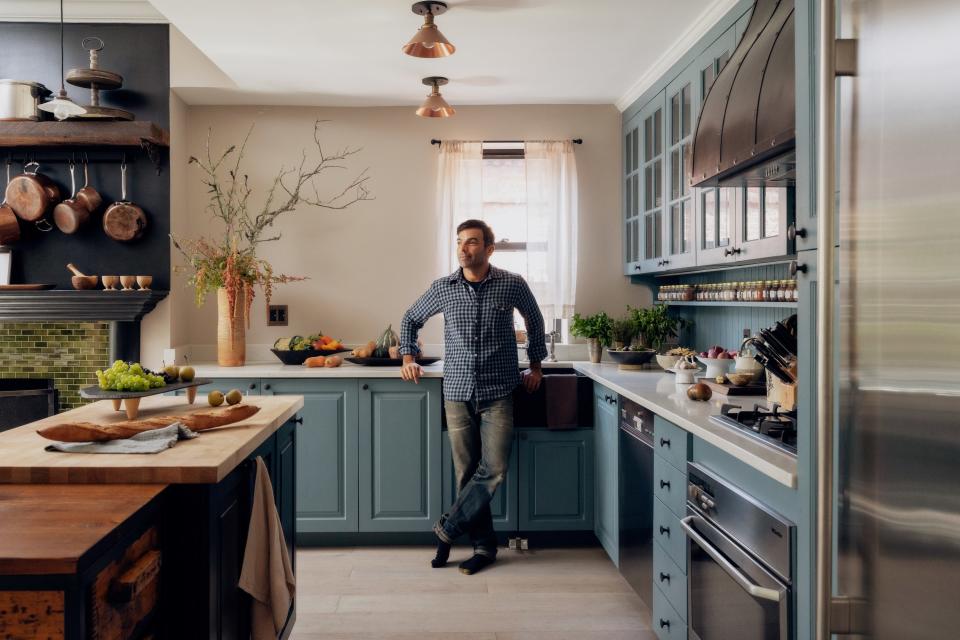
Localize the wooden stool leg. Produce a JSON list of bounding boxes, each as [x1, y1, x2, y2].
[[112, 399, 122, 411], [123, 398, 141, 420], [186, 387, 197, 405]]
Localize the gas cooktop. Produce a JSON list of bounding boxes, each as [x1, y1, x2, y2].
[[710, 403, 797, 455]]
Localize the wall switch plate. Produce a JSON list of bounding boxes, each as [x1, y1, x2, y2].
[[268, 305, 288, 326], [743, 327, 751, 338]]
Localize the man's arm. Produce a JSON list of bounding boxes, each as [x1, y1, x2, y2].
[[516, 278, 547, 364], [399, 283, 442, 357]]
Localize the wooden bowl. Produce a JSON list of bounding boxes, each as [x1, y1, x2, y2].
[[120, 275, 136, 290], [725, 371, 759, 386], [136, 275, 152, 290], [71, 274, 99, 290], [102, 275, 118, 290]]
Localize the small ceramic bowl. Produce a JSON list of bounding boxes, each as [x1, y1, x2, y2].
[[696, 356, 735, 380], [725, 371, 759, 386], [120, 275, 136, 290], [71, 274, 98, 290], [102, 275, 118, 290], [734, 355, 764, 375], [136, 275, 152, 290], [656, 354, 680, 370]]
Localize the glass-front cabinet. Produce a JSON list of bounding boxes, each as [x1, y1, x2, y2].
[[623, 112, 642, 275], [639, 90, 666, 273], [663, 67, 697, 270]]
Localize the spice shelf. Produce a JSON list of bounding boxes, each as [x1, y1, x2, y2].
[[654, 301, 798, 308]]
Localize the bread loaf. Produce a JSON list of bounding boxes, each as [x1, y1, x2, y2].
[[38, 404, 261, 443]]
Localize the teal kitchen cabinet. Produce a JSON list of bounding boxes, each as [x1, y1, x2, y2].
[[652, 414, 690, 635], [518, 429, 595, 532], [593, 382, 619, 564], [441, 429, 518, 532], [624, 111, 643, 275], [662, 63, 698, 271], [262, 379, 359, 533], [653, 577, 689, 640], [358, 378, 442, 532], [638, 90, 667, 273]]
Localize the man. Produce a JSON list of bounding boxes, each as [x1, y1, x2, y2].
[[399, 219, 547, 575]]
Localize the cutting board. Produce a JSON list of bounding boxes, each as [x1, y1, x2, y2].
[[702, 378, 766, 396]]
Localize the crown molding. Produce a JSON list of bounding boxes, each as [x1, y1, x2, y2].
[[615, 0, 741, 112], [0, 1, 166, 23]]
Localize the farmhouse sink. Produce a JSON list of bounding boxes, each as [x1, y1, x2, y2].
[[512, 368, 593, 428]]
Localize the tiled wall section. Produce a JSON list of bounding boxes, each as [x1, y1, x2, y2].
[[0, 323, 111, 410]]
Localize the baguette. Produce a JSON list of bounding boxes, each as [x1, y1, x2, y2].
[[38, 404, 261, 443]]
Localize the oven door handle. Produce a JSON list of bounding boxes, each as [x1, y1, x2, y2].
[[680, 515, 783, 603]]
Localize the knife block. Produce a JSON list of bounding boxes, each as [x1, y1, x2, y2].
[[765, 367, 797, 410]]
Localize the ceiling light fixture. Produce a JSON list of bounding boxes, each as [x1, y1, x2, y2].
[[38, 0, 86, 121], [416, 76, 455, 118], [402, 1, 455, 58]]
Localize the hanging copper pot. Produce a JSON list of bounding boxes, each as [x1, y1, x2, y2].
[[74, 157, 102, 212], [0, 162, 20, 245], [102, 161, 146, 242], [5, 161, 60, 222], [53, 161, 90, 234]]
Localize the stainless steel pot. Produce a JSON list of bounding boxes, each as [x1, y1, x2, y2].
[[0, 80, 50, 121]]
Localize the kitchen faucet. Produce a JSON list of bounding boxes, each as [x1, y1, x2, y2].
[[545, 331, 559, 363]]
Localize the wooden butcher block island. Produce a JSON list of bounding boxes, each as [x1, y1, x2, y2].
[[0, 395, 303, 640]]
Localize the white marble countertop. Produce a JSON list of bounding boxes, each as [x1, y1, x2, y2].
[[191, 360, 577, 379], [572, 362, 797, 489]]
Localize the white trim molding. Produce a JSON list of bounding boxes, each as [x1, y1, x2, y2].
[[0, 0, 166, 23], [615, 0, 741, 112]]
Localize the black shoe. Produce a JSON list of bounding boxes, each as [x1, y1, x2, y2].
[[431, 533, 451, 568], [458, 553, 495, 575]]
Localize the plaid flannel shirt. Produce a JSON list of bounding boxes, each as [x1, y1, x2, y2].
[[400, 266, 547, 402]]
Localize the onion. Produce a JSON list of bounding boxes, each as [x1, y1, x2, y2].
[[687, 383, 713, 401]]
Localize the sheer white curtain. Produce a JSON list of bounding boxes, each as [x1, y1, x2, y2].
[[524, 141, 578, 330], [435, 142, 483, 276]]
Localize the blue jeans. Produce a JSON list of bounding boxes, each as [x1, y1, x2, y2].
[[434, 394, 514, 558]]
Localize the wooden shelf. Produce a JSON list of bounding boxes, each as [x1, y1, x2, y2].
[[655, 300, 798, 309], [0, 290, 168, 322], [0, 121, 169, 148]]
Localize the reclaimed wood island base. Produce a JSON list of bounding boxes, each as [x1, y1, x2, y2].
[[0, 395, 303, 640]]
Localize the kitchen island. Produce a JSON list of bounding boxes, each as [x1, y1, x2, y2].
[[0, 394, 303, 639]]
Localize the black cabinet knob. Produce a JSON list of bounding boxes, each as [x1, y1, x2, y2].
[[293, 416, 303, 425], [634, 264, 641, 271], [662, 259, 669, 266], [660, 479, 670, 490], [263, 384, 271, 391], [790, 260, 808, 276], [660, 437, 671, 448], [362, 383, 369, 390], [248, 383, 256, 390], [787, 225, 808, 241], [659, 525, 670, 537], [659, 572, 670, 583], [660, 619, 670, 629], [724, 247, 742, 257]]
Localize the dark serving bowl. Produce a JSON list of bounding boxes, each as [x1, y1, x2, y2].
[[605, 348, 657, 367], [271, 347, 350, 365]]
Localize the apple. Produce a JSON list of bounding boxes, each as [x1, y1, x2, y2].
[[700, 351, 709, 357], [717, 351, 731, 359]]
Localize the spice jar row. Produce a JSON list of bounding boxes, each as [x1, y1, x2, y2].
[[657, 280, 798, 302]]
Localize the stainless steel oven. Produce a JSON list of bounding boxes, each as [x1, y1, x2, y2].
[[683, 463, 794, 640]]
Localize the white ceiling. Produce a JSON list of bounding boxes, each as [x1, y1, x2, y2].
[[153, 0, 736, 109], [0, 0, 740, 109]]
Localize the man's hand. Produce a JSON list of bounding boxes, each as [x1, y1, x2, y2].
[[521, 367, 543, 394], [400, 355, 423, 384]]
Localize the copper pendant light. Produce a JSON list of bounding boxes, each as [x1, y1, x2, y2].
[[403, 1, 455, 58], [416, 77, 455, 118]]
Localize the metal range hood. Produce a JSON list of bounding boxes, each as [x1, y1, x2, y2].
[[691, 0, 795, 187]]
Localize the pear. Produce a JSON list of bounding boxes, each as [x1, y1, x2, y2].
[[225, 389, 243, 405], [208, 390, 225, 407], [164, 364, 180, 379], [179, 366, 195, 382]]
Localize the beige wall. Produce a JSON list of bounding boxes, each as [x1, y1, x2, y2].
[[169, 103, 651, 352]]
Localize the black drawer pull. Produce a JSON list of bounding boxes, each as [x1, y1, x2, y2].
[[263, 384, 271, 391], [248, 383, 256, 390], [362, 383, 369, 390], [659, 572, 670, 583], [659, 525, 670, 537], [660, 619, 670, 630], [660, 437, 671, 448], [293, 416, 303, 425], [660, 479, 670, 490]]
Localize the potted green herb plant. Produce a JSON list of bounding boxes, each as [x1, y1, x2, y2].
[[629, 304, 691, 353], [610, 315, 637, 350], [571, 311, 614, 363]]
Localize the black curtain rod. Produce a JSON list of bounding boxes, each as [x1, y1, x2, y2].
[[430, 138, 583, 146]]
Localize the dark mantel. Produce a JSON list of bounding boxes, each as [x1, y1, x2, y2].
[[0, 290, 167, 322]]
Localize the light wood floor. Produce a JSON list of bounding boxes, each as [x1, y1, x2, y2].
[[290, 545, 654, 640]]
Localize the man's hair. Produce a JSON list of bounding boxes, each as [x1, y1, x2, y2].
[[456, 219, 495, 247]]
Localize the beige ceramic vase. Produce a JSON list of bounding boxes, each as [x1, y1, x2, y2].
[[217, 287, 246, 367], [587, 338, 603, 364]]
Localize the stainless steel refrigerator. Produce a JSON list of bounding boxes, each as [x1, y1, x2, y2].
[[817, 0, 960, 637]]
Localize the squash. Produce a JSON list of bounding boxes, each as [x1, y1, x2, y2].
[[304, 356, 327, 368], [324, 355, 343, 367], [373, 325, 400, 359]]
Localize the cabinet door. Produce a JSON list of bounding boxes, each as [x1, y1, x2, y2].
[[593, 389, 620, 564], [624, 112, 643, 275], [441, 429, 518, 532], [263, 379, 359, 533], [358, 379, 442, 532], [736, 185, 792, 261], [663, 65, 698, 271], [518, 429, 594, 531], [695, 28, 739, 267], [275, 420, 297, 561], [639, 90, 667, 273]]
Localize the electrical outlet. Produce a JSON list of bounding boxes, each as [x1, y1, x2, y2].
[[743, 327, 751, 338], [268, 305, 288, 326]]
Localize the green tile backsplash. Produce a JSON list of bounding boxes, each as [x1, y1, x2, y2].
[[0, 322, 111, 410]]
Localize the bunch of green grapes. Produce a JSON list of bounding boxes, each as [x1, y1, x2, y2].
[[95, 360, 166, 392]]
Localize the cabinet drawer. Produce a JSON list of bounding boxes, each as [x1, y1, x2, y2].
[[654, 416, 689, 470], [653, 583, 689, 640], [654, 542, 687, 621], [654, 497, 687, 570], [88, 525, 161, 640], [653, 454, 687, 518]]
